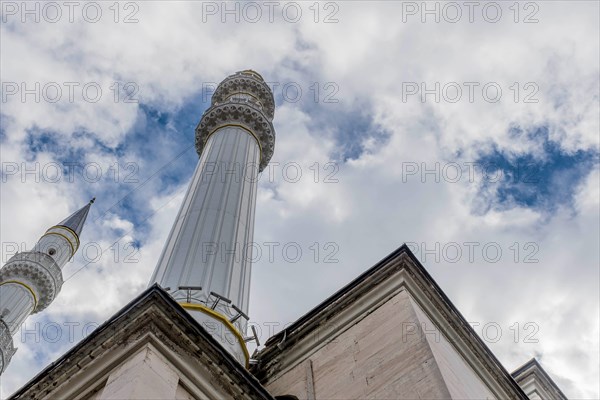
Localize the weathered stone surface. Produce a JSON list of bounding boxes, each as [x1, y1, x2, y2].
[[99, 344, 179, 400], [411, 295, 496, 399], [265, 290, 452, 399]]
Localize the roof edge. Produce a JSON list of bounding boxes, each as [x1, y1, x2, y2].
[[511, 358, 568, 399], [262, 243, 415, 347], [9, 284, 274, 400], [254, 243, 528, 398]]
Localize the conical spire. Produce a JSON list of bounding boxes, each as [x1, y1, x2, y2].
[[57, 198, 95, 237]]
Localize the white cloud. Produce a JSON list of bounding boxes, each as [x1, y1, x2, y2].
[[1, 1, 598, 397]]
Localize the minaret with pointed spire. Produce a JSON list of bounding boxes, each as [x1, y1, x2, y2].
[[0, 198, 94, 374], [149, 70, 276, 366]]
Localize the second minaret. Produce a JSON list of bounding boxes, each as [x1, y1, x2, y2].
[[0, 199, 94, 374]]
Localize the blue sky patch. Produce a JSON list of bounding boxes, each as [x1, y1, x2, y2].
[[474, 126, 598, 214], [305, 103, 390, 162]]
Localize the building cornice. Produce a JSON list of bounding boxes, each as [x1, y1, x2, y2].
[[9, 286, 274, 400], [511, 358, 568, 400]]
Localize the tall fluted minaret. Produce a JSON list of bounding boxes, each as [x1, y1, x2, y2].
[[149, 70, 275, 366], [0, 199, 94, 374]]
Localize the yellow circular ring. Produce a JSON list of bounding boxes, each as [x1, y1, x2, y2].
[[179, 302, 250, 368]]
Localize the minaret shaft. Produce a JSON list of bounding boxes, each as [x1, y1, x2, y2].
[[0, 283, 35, 335], [151, 126, 260, 315], [149, 70, 276, 367]]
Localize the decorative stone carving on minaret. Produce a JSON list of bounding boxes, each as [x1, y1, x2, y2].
[[0, 199, 94, 374], [149, 70, 276, 366]]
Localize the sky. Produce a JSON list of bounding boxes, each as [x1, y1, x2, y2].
[[0, 1, 598, 397]]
